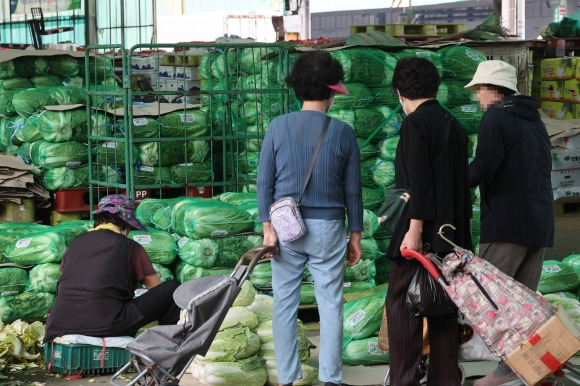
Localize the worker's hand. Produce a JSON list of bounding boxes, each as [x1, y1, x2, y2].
[[400, 219, 424, 259], [346, 232, 362, 267], [262, 221, 279, 258]]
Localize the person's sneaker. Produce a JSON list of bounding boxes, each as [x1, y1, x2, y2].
[[473, 368, 524, 386]]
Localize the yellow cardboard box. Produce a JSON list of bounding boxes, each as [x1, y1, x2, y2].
[[541, 57, 579, 80], [541, 101, 577, 120], [564, 78, 580, 102], [540, 80, 565, 100], [506, 307, 580, 386]]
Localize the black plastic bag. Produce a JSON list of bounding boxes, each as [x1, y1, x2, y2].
[[377, 189, 409, 234], [406, 266, 456, 317]]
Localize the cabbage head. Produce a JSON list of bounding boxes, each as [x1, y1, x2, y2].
[[31, 140, 88, 169], [538, 260, 580, 294], [13, 56, 48, 76], [159, 109, 209, 138], [212, 235, 264, 268], [343, 291, 386, 340], [177, 236, 219, 267], [47, 55, 81, 77], [134, 166, 172, 185], [171, 200, 254, 239], [136, 198, 184, 228], [3, 231, 66, 265], [12, 86, 86, 117], [0, 90, 17, 117], [37, 108, 87, 143], [203, 355, 267, 386], [93, 141, 138, 167], [0, 61, 15, 80], [41, 166, 89, 190], [372, 159, 396, 188], [0, 292, 55, 323], [0, 268, 28, 294], [232, 280, 257, 307], [219, 306, 259, 331], [129, 229, 177, 265], [26, 263, 61, 293], [151, 262, 174, 282], [249, 294, 273, 322], [197, 326, 260, 363], [170, 162, 212, 184], [342, 336, 389, 365], [344, 259, 376, 282]]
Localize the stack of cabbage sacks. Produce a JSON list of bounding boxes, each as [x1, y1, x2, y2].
[[342, 288, 389, 366], [135, 195, 261, 283], [0, 54, 118, 191], [189, 281, 318, 385], [132, 108, 212, 188], [0, 220, 93, 323]]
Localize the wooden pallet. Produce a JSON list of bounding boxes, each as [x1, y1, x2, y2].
[[349, 23, 466, 37]]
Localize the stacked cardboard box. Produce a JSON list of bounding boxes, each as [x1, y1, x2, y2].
[[540, 57, 580, 120]]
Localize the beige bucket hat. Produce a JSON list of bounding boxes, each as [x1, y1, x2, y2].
[[464, 60, 518, 93]]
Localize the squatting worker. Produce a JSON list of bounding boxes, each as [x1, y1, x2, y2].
[[257, 50, 363, 386], [466, 61, 554, 386], [44, 194, 181, 343], [385, 57, 472, 386]]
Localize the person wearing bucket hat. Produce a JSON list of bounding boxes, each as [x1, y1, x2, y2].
[[44, 194, 181, 343], [466, 61, 554, 386], [383, 57, 472, 386], [257, 49, 363, 386]]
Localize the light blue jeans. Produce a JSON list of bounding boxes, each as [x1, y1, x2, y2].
[[272, 218, 347, 385]]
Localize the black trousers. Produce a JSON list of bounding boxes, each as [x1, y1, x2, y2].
[[386, 257, 461, 386], [121, 280, 182, 336]]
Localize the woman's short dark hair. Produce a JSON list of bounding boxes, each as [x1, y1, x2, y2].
[[285, 50, 345, 101], [93, 212, 132, 233], [392, 57, 441, 100]]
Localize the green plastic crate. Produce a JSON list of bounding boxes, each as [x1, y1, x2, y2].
[[44, 342, 131, 375]]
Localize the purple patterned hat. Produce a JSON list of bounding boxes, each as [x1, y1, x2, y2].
[[92, 194, 147, 231]]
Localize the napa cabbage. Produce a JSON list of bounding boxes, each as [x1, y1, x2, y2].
[[219, 306, 259, 331], [3, 231, 66, 265], [37, 108, 87, 143], [30, 140, 88, 169], [343, 291, 386, 340], [177, 236, 219, 267], [170, 162, 212, 184], [197, 326, 260, 363], [0, 291, 55, 323], [342, 336, 389, 365], [159, 109, 209, 138], [129, 229, 177, 265], [203, 355, 267, 386], [12, 86, 86, 117], [0, 268, 28, 295], [26, 263, 61, 293], [232, 280, 256, 307], [538, 260, 580, 294]]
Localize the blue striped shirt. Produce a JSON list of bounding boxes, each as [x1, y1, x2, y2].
[[257, 110, 363, 232]]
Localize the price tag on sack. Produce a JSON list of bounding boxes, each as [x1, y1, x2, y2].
[[347, 309, 367, 327]]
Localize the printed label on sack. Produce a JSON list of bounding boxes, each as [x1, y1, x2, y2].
[[343, 282, 352, 288], [346, 309, 367, 327], [65, 161, 81, 168], [133, 117, 148, 126], [177, 236, 189, 248], [466, 49, 480, 62], [211, 230, 228, 237], [133, 235, 152, 244], [461, 105, 478, 113], [15, 238, 32, 248], [180, 113, 195, 123], [104, 141, 118, 148], [542, 264, 561, 273], [368, 341, 387, 356], [139, 166, 154, 172]]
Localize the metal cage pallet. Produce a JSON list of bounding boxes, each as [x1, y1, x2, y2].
[[349, 23, 466, 37]]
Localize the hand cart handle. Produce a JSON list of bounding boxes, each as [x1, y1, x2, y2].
[[401, 249, 442, 281], [235, 245, 277, 273]]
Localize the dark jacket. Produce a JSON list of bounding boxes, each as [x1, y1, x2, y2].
[[469, 95, 554, 247], [44, 230, 144, 342], [386, 100, 472, 259]]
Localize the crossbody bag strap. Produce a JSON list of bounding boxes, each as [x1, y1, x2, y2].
[[298, 115, 331, 205]]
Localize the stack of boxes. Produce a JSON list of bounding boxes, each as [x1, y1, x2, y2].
[[552, 132, 580, 201], [539, 57, 580, 120], [157, 52, 203, 104]]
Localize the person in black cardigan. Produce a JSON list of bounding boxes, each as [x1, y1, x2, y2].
[[384, 57, 472, 386]]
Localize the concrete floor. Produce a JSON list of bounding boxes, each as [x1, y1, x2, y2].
[[6, 214, 579, 386]]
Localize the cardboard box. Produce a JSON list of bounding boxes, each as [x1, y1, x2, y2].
[[564, 78, 580, 102], [541, 57, 579, 80], [158, 65, 175, 79], [505, 307, 580, 386], [540, 80, 565, 100], [553, 186, 580, 201], [175, 66, 199, 80], [541, 101, 577, 120], [553, 132, 580, 149], [551, 168, 580, 188], [552, 148, 580, 170]]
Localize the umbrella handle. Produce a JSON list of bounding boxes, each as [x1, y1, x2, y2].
[[235, 245, 277, 273], [401, 249, 442, 281]]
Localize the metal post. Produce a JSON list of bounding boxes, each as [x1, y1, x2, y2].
[[516, 0, 525, 39]]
